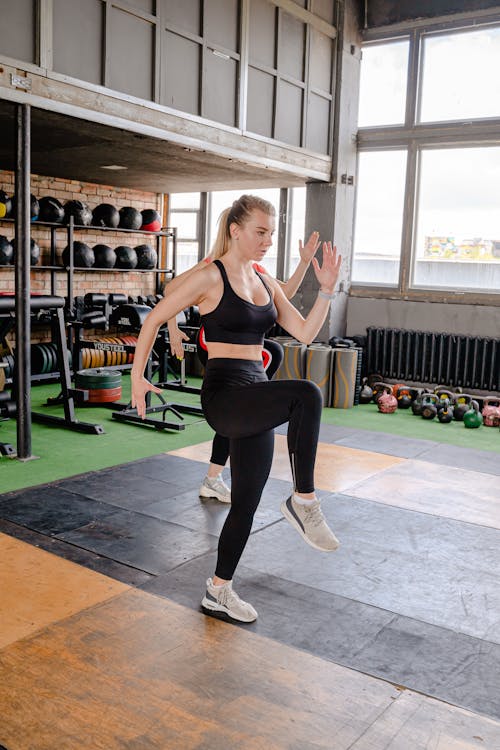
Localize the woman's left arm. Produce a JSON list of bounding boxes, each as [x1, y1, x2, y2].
[[271, 242, 341, 345]]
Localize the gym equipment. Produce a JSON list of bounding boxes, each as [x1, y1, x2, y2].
[[64, 200, 92, 226], [115, 245, 138, 269], [135, 243, 157, 269], [394, 385, 412, 409], [305, 344, 332, 405], [482, 398, 500, 427], [0, 190, 12, 219], [12, 237, 40, 266], [359, 378, 373, 404], [119, 206, 142, 230], [463, 401, 483, 428], [92, 203, 120, 228], [453, 394, 473, 421], [11, 193, 39, 220], [62, 241, 95, 268], [420, 394, 439, 420], [38, 196, 64, 223], [93, 243, 116, 268], [377, 386, 398, 413], [331, 348, 358, 408], [0, 295, 104, 435], [140, 209, 161, 232], [437, 399, 454, 423], [371, 382, 389, 403], [274, 341, 305, 380], [0, 235, 14, 265]]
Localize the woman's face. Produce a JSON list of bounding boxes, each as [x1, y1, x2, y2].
[[231, 209, 275, 260]]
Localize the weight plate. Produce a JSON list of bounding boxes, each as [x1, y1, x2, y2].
[[87, 386, 122, 403], [30, 344, 45, 375], [75, 368, 122, 389]]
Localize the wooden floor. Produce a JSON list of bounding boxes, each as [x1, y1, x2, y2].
[[1, 526, 500, 749]]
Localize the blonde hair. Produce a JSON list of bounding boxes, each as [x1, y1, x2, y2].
[[210, 194, 275, 260]]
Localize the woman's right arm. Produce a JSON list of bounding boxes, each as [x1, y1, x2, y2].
[[131, 267, 213, 418]]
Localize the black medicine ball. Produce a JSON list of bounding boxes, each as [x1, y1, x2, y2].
[[92, 203, 120, 228], [118, 206, 142, 230], [140, 209, 161, 232], [38, 196, 64, 224], [62, 241, 95, 268], [12, 237, 41, 266], [0, 190, 12, 219], [64, 200, 92, 226], [115, 245, 138, 269], [11, 193, 39, 220], [93, 243, 116, 268], [135, 243, 157, 269], [0, 235, 13, 265]]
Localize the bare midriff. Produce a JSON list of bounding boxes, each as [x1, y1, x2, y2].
[[206, 342, 263, 361]]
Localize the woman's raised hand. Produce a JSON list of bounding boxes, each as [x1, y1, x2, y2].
[[311, 242, 342, 294], [299, 231, 321, 264]]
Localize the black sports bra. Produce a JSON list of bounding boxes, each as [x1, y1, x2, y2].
[[200, 259, 277, 345]]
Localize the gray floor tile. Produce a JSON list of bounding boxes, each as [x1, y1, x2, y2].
[[335, 431, 440, 459], [57, 509, 218, 575], [416, 442, 500, 476], [57, 472, 181, 510]]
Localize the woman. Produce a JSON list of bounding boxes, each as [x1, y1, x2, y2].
[[131, 194, 341, 623], [166, 227, 322, 504]]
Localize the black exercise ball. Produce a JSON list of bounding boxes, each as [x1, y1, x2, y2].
[[11, 193, 39, 220], [140, 209, 161, 232], [115, 245, 138, 269], [12, 237, 41, 266], [64, 200, 92, 226], [93, 243, 116, 268], [92, 203, 120, 228], [62, 241, 95, 268], [0, 235, 13, 265], [135, 243, 157, 269], [0, 190, 12, 219], [38, 196, 64, 224], [119, 206, 142, 230]]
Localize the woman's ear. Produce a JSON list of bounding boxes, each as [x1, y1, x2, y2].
[[229, 222, 239, 240]]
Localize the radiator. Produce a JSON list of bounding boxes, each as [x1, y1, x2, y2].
[[366, 327, 499, 391]]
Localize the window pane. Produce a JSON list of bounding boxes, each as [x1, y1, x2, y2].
[[169, 193, 200, 209], [358, 40, 409, 127], [352, 150, 407, 286], [288, 187, 306, 275], [208, 189, 280, 274], [413, 147, 500, 292], [175, 241, 200, 274], [170, 211, 198, 239], [420, 27, 500, 123]]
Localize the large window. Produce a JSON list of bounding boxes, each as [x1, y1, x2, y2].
[[168, 193, 201, 274], [356, 16, 500, 301]]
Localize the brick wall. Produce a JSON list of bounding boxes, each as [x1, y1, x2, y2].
[[0, 171, 168, 345]]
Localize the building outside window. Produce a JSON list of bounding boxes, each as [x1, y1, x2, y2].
[[168, 192, 201, 274], [354, 19, 500, 300]]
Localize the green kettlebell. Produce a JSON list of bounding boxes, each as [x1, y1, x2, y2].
[[463, 400, 483, 429]]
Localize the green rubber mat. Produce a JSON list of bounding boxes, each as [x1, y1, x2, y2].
[[1, 375, 498, 494]]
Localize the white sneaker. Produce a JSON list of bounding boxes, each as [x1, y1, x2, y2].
[[281, 495, 339, 552], [201, 578, 258, 622], [199, 474, 231, 503]]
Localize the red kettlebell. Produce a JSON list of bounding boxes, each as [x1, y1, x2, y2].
[[378, 386, 398, 414]]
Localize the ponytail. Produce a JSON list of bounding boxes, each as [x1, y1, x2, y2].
[[209, 194, 275, 260]]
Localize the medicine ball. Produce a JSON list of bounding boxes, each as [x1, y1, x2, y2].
[[135, 243, 157, 269], [0, 190, 12, 219], [12, 237, 41, 266], [93, 243, 116, 268], [64, 200, 92, 226], [115, 245, 137, 269], [119, 206, 142, 230], [0, 235, 13, 265], [140, 209, 161, 232], [11, 193, 40, 220], [62, 241, 95, 268], [92, 203, 120, 228], [38, 196, 64, 224]]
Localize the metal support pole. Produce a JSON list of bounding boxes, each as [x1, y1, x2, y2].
[[14, 103, 32, 459]]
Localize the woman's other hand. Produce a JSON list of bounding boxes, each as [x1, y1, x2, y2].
[[299, 231, 321, 264], [311, 242, 342, 294], [167, 320, 189, 360]]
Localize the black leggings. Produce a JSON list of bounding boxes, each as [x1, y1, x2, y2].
[[201, 358, 323, 580]]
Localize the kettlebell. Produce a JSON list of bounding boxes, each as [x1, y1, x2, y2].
[[359, 378, 373, 404], [454, 394, 473, 421], [463, 400, 483, 429], [421, 394, 438, 420], [395, 385, 412, 409], [437, 398, 454, 423]]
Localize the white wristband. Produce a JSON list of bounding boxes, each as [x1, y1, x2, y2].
[[318, 289, 335, 300]]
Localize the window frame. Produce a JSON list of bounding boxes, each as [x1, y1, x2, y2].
[[353, 11, 500, 307]]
